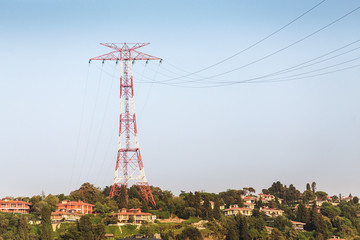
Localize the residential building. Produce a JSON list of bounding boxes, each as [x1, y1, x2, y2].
[[328, 236, 345, 240], [265, 226, 273, 234], [230, 203, 255, 209], [112, 208, 153, 224], [57, 200, 94, 214], [51, 211, 82, 222], [223, 207, 253, 217], [244, 202, 255, 209], [291, 221, 306, 231], [260, 207, 283, 217], [242, 196, 256, 204], [0, 198, 31, 214], [258, 193, 275, 203]]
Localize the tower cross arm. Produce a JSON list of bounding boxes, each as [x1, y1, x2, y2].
[[90, 51, 120, 61], [100, 43, 150, 51], [90, 43, 161, 61], [131, 50, 161, 61]]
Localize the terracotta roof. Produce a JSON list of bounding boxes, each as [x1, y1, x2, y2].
[[259, 193, 272, 197], [260, 208, 283, 212], [0, 199, 31, 205], [51, 211, 83, 216], [291, 221, 306, 225], [224, 207, 253, 211], [58, 200, 94, 207], [243, 196, 255, 199]]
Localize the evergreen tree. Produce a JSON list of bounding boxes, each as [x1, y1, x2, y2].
[[202, 196, 213, 220], [18, 215, 29, 240], [270, 228, 285, 240], [236, 215, 249, 240], [79, 215, 94, 240], [224, 217, 239, 240], [40, 203, 52, 240], [296, 202, 309, 223], [213, 198, 221, 220], [194, 192, 202, 217]]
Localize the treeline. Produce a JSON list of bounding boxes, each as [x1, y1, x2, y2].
[[1, 181, 360, 240]]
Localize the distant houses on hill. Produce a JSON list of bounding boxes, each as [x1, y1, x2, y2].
[[0, 198, 31, 214]]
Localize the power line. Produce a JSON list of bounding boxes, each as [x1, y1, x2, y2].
[[160, 4, 360, 84], [159, 0, 328, 82], [68, 63, 90, 192]]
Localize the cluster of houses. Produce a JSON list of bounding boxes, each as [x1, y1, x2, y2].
[[222, 193, 284, 218], [0, 198, 32, 214], [0, 198, 154, 225], [0, 192, 355, 231]]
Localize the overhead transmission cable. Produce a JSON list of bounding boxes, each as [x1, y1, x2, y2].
[[68, 63, 91, 192], [162, 63, 360, 88], [131, 43, 360, 88], [159, 0, 328, 81], [87, 63, 118, 181], [158, 4, 360, 84], [131, 38, 360, 87], [76, 62, 104, 187]]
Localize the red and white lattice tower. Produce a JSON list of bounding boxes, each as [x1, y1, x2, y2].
[[90, 43, 160, 207]]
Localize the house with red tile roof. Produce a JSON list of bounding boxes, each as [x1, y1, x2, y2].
[[223, 207, 253, 217], [57, 200, 94, 214], [0, 198, 31, 214], [112, 208, 154, 224], [260, 207, 283, 217], [242, 196, 256, 204], [258, 193, 276, 203], [291, 221, 306, 231], [51, 211, 83, 222]]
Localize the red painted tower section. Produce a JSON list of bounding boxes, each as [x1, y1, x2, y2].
[[90, 43, 160, 207]]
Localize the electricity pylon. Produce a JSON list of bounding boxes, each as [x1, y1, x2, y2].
[[90, 43, 161, 207]]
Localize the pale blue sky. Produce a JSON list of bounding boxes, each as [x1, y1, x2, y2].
[[0, 0, 360, 197]]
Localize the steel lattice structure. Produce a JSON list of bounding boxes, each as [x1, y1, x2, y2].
[[90, 43, 160, 207]]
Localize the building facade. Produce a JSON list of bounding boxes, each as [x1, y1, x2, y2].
[[112, 208, 153, 224], [57, 200, 94, 214], [260, 207, 283, 217], [51, 211, 82, 222], [0, 198, 31, 214], [223, 207, 253, 217]]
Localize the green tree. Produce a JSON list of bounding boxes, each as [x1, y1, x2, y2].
[[202, 196, 212, 220], [296, 202, 309, 223], [311, 182, 317, 194], [176, 226, 202, 240], [44, 194, 59, 212], [321, 202, 340, 219], [40, 203, 52, 240], [18, 215, 30, 240], [139, 224, 155, 238], [79, 215, 94, 240], [194, 192, 202, 217], [213, 198, 221, 220], [224, 217, 239, 240], [269, 228, 285, 240], [316, 191, 328, 201], [70, 182, 105, 205], [235, 214, 249, 240]]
